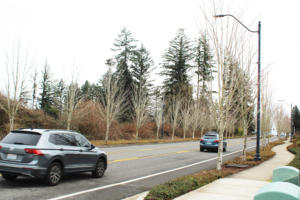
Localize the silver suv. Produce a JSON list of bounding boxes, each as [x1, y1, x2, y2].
[[0, 129, 107, 186]]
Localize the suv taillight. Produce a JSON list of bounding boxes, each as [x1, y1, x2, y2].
[[0, 145, 2, 150], [24, 149, 44, 156], [214, 140, 220, 143], [200, 139, 204, 142]]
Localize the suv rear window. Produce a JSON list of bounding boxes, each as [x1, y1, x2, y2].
[[1, 131, 41, 146], [204, 134, 217, 139]]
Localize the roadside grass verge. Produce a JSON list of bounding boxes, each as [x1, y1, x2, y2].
[[91, 136, 245, 146], [288, 136, 300, 169], [145, 139, 285, 200], [91, 138, 200, 146]]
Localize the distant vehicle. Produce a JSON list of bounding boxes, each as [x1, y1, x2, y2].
[[200, 131, 227, 152], [0, 129, 107, 186]]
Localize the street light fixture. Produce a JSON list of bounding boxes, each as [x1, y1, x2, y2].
[[214, 14, 262, 161]]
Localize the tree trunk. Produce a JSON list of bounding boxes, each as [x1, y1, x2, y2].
[[172, 126, 175, 141], [192, 128, 195, 139], [262, 132, 266, 151], [135, 128, 139, 140], [67, 115, 71, 130], [217, 120, 225, 171], [9, 116, 14, 131], [156, 126, 160, 139], [105, 121, 110, 144], [183, 129, 186, 139], [242, 123, 248, 161]]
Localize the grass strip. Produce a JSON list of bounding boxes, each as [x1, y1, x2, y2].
[[91, 138, 201, 146], [145, 139, 285, 200], [287, 136, 300, 169], [91, 136, 245, 146]]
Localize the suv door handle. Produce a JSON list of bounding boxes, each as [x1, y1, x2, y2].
[[60, 148, 64, 151]]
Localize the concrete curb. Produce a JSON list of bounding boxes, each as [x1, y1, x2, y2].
[[122, 191, 149, 200]]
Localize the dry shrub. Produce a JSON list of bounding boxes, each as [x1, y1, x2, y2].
[[17, 107, 64, 129], [72, 101, 105, 140], [110, 122, 135, 140], [139, 122, 156, 139]]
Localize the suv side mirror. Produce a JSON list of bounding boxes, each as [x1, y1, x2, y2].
[[90, 144, 95, 150]]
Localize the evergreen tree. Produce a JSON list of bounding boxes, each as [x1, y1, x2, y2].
[[39, 61, 57, 118], [40, 61, 52, 111], [110, 27, 137, 122], [194, 33, 215, 99], [223, 57, 254, 135], [131, 44, 153, 94], [53, 79, 66, 117], [292, 106, 300, 130], [81, 80, 93, 101], [161, 29, 193, 97]]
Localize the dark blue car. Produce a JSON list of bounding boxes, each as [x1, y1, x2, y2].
[[200, 131, 227, 152]]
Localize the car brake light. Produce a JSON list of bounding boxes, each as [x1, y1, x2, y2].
[[0, 145, 2, 150], [214, 140, 220, 143], [200, 139, 204, 142], [24, 148, 44, 156]]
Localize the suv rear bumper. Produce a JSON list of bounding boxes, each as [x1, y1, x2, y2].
[[0, 162, 47, 178], [200, 144, 218, 149]]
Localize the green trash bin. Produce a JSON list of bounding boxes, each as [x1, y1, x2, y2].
[[272, 166, 299, 186], [254, 182, 300, 200]]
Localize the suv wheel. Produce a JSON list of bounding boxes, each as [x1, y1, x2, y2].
[[2, 173, 18, 181], [92, 159, 105, 178], [45, 162, 62, 186]]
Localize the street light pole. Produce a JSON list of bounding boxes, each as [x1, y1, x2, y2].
[[291, 104, 294, 141], [215, 14, 261, 160], [256, 21, 261, 161]]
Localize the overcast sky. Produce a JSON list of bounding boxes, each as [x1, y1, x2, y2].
[[0, 0, 299, 112]]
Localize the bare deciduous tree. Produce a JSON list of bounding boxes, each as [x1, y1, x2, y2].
[[237, 69, 255, 161], [98, 67, 127, 143], [66, 81, 80, 130], [190, 101, 201, 139], [202, 3, 246, 170], [154, 100, 164, 139], [261, 77, 273, 148], [274, 104, 286, 138], [181, 100, 192, 139], [168, 95, 182, 141], [31, 67, 38, 109], [132, 87, 149, 140], [0, 44, 29, 131], [233, 40, 256, 161]]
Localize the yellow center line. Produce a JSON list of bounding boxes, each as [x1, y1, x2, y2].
[[107, 139, 244, 156], [107, 144, 192, 155], [138, 148, 153, 151], [109, 157, 139, 163], [176, 150, 190, 153]]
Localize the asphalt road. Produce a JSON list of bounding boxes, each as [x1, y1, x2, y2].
[[0, 137, 274, 200]]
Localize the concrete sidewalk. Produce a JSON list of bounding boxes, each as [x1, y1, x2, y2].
[[174, 141, 294, 200], [124, 141, 294, 200]]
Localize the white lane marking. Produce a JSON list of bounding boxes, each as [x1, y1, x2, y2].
[[48, 145, 256, 200]]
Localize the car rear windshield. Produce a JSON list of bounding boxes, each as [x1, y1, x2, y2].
[[1, 131, 41, 146], [204, 134, 217, 139]]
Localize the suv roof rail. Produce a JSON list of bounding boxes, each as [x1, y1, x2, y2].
[[44, 129, 77, 133]]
